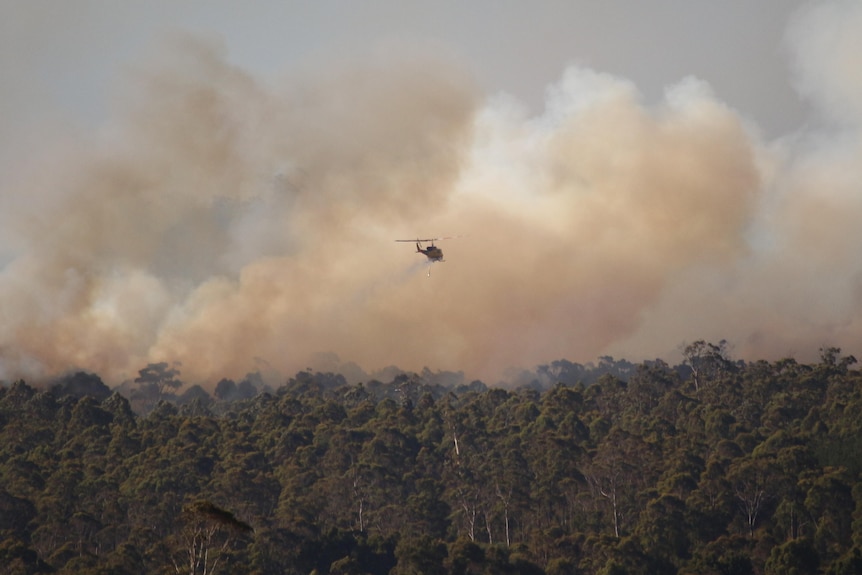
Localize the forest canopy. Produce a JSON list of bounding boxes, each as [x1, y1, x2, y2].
[[2, 345, 862, 574]]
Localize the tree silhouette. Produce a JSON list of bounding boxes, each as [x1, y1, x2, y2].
[[134, 362, 183, 405]]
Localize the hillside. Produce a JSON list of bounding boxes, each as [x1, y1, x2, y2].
[[2, 346, 862, 574]]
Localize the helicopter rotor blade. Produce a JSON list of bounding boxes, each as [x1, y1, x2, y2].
[[395, 235, 466, 243]]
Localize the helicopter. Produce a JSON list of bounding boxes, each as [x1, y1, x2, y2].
[[395, 237, 455, 275], [396, 238, 445, 261]]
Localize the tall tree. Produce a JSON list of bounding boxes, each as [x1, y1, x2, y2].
[[170, 500, 253, 575], [134, 362, 183, 408]]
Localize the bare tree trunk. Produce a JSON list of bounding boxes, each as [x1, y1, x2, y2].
[[735, 487, 765, 539], [504, 508, 511, 547], [604, 487, 620, 538], [496, 483, 512, 547], [588, 473, 621, 537], [351, 468, 366, 532], [461, 500, 477, 541]]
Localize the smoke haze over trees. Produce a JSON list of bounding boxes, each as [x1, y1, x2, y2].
[[4, 2, 862, 572]]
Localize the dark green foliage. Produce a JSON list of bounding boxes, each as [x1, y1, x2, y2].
[[764, 538, 819, 575], [50, 371, 112, 401], [0, 488, 36, 533], [2, 346, 862, 573]]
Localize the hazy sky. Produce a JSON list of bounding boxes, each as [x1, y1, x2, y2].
[[2, 1, 861, 385], [2, 1, 808, 137]]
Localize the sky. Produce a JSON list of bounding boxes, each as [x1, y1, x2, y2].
[[1, 0, 861, 386]]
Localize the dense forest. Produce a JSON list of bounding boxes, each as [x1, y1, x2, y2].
[[3, 343, 862, 574]]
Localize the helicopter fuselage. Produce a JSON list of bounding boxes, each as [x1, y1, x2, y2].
[[418, 243, 443, 261], [396, 238, 448, 264]]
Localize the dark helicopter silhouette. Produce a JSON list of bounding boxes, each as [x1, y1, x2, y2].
[[395, 237, 459, 275], [396, 238, 444, 261]]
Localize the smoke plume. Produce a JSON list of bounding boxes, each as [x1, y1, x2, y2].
[[2, 3, 861, 386]]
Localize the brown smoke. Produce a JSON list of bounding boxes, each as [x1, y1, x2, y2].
[[2, 7, 862, 386]]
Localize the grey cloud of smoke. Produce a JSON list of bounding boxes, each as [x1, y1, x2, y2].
[[787, 0, 862, 126], [2, 1, 861, 386], [609, 0, 862, 363]]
